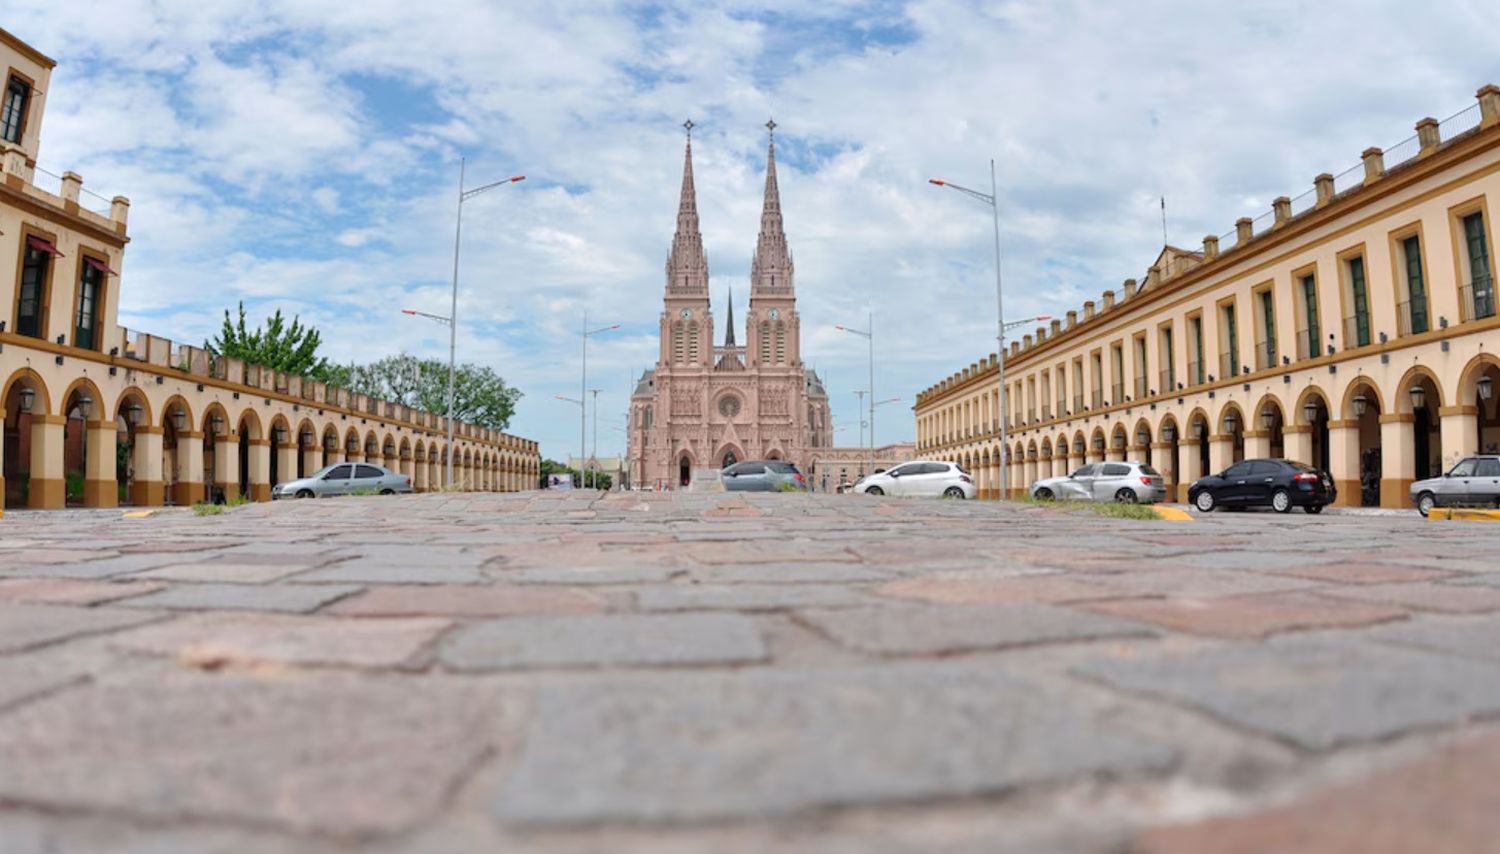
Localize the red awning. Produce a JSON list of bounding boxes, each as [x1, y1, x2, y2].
[[83, 256, 119, 276], [25, 235, 64, 257]]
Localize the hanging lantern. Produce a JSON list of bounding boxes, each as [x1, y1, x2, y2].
[[1113, 433, 1126, 449], [273, 426, 288, 445], [1261, 407, 1276, 431], [1352, 393, 1369, 418], [1093, 435, 1105, 450], [1074, 439, 1084, 454], [1194, 420, 1206, 439], [210, 414, 224, 435], [1408, 384, 1426, 411], [1224, 412, 1239, 433], [19, 385, 35, 413], [1162, 424, 1176, 442], [1480, 375, 1494, 402], [1303, 401, 1318, 424], [125, 402, 144, 426], [1136, 428, 1149, 446], [325, 435, 337, 451], [300, 430, 314, 449], [172, 409, 187, 431], [77, 393, 94, 420], [347, 436, 358, 452]]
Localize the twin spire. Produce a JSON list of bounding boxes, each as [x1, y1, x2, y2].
[[666, 119, 792, 299]]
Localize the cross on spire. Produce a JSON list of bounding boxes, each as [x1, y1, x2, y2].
[[683, 118, 694, 140], [765, 117, 777, 139]]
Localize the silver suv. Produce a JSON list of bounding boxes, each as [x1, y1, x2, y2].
[[722, 461, 809, 492], [1410, 456, 1500, 516], [1030, 461, 1168, 504], [272, 463, 414, 499]]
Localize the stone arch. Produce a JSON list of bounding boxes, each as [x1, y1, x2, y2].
[[1215, 401, 1246, 434], [1340, 376, 1386, 420], [1395, 365, 1445, 481], [714, 443, 744, 469], [59, 377, 106, 420], [160, 395, 194, 432], [234, 408, 263, 441], [765, 447, 782, 461], [1394, 365, 1446, 415], [113, 386, 154, 428], [1459, 353, 1500, 456], [1185, 407, 1212, 440], [1110, 422, 1129, 452], [267, 414, 292, 445], [1252, 393, 1287, 459], [2, 367, 52, 416], [1293, 385, 1334, 424], [1040, 437, 1053, 458], [344, 426, 361, 455], [1457, 353, 1500, 407]]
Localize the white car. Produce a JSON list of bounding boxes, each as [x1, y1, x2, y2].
[[853, 461, 975, 499]]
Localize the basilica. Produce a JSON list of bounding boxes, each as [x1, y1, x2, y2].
[[629, 123, 833, 489]]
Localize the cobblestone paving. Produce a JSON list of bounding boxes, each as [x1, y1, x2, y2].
[[2, 492, 1499, 852]]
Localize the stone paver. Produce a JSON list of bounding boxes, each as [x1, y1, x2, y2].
[[798, 603, 1154, 655], [4, 492, 1500, 851], [493, 662, 1178, 825], [441, 613, 767, 670], [0, 603, 163, 653], [1082, 591, 1408, 639], [119, 583, 364, 613], [110, 612, 452, 668], [328, 584, 608, 617], [1075, 636, 1500, 749]]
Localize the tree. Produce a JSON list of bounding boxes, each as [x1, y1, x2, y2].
[[343, 353, 522, 431], [207, 302, 342, 383], [539, 459, 610, 490]]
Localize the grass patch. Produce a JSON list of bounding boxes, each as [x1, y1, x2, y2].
[[192, 503, 225, 516], [1004, 496, 1160, 520]]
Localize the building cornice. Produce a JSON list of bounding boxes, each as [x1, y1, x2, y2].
[[0, 27, 56, 69], [0, 180, 129, 248]]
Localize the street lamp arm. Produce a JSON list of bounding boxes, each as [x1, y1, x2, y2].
[[929, 178, 995, 206], [401, 308, 453, 325], [834, 325, 870, 338], [585, 324, 622, 337], [461, 175, 526, 202]]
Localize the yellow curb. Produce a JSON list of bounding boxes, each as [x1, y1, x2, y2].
[[1151, 506, 1194, 522], [122, 510, 157, 519], [1426, 508, 1500, 522]]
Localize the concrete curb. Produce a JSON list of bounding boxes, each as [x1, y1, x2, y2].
[[1426, 508, 1500, 522], [1151, 506, 1194, 522]]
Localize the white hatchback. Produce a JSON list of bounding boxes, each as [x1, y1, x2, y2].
[[853, 461, 975, 499]]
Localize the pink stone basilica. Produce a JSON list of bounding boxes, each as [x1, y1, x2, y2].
[[630, 122, 833, 489]]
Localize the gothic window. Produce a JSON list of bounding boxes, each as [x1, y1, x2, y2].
[[672, 322, 685, 364], [759, 322, 771, 364], [774, 321, 787, 364], [718, 395, 741, 418], [688, 322, 699, 363]]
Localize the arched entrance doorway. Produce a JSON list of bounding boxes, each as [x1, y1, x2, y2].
[[722, 449, 738, 468], [2, 373, 47, 509], [1298, 391, 1332, 472], [115, 392, 149, 506], [679, 455, 691, 488], [1258, 399, 1286, 459], [1405, 373, 1443, 482], [1347, 381, 1382, 507], [1475, 362, 1500, 453], [1191, 413, 1211, 476], [237, 419, 253, 499], [62, 385, 100, 507]]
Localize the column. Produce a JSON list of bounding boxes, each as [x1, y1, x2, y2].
[[1106, 444, 1125, 462], [1023, 456, 1037, 491], [83, 420, 119, 508], [28, 415, 67, 509], [1379, 414, 1415, 508], [247, 439, 271, 501], [1208, 433, 1235, 475], [1243, 430, 1271, 460], [1439, 405, 1478, 472], [276, 442, 298, 491], [0, 414, 5, 503], [326, 447, 343, 465], [302, 444, 324, 478], [132, 426, 165, 506], [1009, 457, 1024, 498], [1177, 438, 1203, 504], [1151, 441, 1176, 500], [1327, 421, 1360, 507], [414, 456, 428, 492], [215, 432, 239, 501], [1283, 425, 1313, 468], [399, 453, 413, 479], [175, 432, 205, 505], [1069, 445, 1086, 474]]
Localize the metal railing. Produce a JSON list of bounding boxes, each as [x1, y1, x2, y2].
[[1160, 368, 1175, 394], [1111, 382, 1124, 404], [1041, 404, 1052, 421], [1219, 351, 1239, 379], [1134, 376, 1148, 399], [1295, 328, 1322, 360], [1186, 360, 1203, 387], [1344, 314, 1372, 349], [1460, 277, 1496, 322], [1073, 394, 1083, 413], [1254, 340, 1278, 371], [1091, 390, 1103, 409], [1397, 300, 1429, 337]]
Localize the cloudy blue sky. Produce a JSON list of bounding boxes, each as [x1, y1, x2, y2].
[[9, 0, 1498, 460]]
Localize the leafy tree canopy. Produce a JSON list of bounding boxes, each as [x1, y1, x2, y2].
[[341, 353, 522, 432], [206, 302, 341, 383], [539, 459, 610, 490]]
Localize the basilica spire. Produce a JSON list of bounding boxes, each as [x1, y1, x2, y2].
[[666, 119, 708, 294], [725, 286, 736, 347], [751, 118, 793, 294]]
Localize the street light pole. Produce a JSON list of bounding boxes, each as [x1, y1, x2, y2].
[[852, 389, 867, 474], [589, 388, 602, 490], [579, 316, 620, 490], [835, 318, 876, 475]]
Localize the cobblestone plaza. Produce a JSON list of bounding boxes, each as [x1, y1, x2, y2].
[[0, 494, 1498, 852]]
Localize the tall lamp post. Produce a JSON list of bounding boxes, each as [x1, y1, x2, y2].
[[929, 165, 1012, 491], [852, 390, 868, 475], [555, 394, 585, 487], [407, 161, 523, 487], [836, 313, 875, 475], [579, 314, 620, 490], [588, 388, 602, 489]]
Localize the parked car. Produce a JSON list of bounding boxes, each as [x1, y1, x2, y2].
[[722, 460, 809, 492], [1411, 455, 1500, 516], [853, 460, 974, 499], [272, 463, 413, 499], [1030, 461, 1167, 504], [1188, 458, 1335, 514]]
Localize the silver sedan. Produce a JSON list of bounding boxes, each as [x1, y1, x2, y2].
[[1030, 461, 1168, 504], [272, 463, 414, 499]]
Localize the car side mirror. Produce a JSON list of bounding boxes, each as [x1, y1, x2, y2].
[[1442, 471, 1451, 478]]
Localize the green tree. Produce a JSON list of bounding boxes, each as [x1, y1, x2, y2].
[[538, 459, 609, 490], [207, 302, 342, 382], [343, 353, 522, 431]]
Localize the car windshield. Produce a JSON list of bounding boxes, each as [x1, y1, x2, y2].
[[1449, 459, 1478, 477]]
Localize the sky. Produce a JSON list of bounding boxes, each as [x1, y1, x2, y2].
[[9, 0, 1499, 461]]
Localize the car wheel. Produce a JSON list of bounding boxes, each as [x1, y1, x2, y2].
[[1194, 491, 1216, 513], [1271, 488, 1292, 514], [296, 489, 314, 499], [865, 486, 883, 496], [1416, 492, 1436, 518], [380, 489, 395, 496], [944, 486, 965, 499], [1114, 488, 1137, 504], [1304, 504, 1324, 514], [1034, 487, 1054, 501]]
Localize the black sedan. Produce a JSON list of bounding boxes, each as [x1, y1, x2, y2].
[[1189, 458, 1336, 514]]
